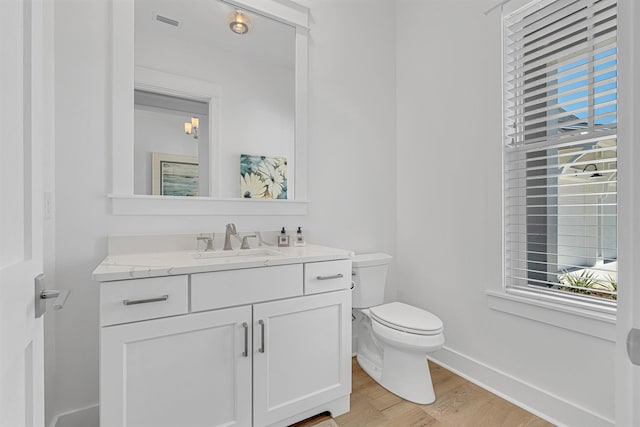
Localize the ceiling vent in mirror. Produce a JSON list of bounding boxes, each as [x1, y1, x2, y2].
[[153, 12, 181, 28]]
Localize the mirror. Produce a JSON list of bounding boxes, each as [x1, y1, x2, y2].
[[111, 0, 309, 214], [134, 0, 295, 199], [134, 89, 211, 197]]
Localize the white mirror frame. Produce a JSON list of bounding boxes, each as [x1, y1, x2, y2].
[[111, 0, 309, 215]]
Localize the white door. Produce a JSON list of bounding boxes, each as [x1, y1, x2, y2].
[[0, 0, 50, 425], [253, 291, 351, 426], [100, 307, 253, 427], [617, 0, 640, 426]]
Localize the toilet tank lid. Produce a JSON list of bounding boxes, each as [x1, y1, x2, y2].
[[352, 253, 393, 267]]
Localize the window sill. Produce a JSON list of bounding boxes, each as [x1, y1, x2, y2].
[[486, 289, 616, 342]]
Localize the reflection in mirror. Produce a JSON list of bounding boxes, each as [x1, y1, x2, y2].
[[134, 0, 296, 199], [134, 90, 209, 196]]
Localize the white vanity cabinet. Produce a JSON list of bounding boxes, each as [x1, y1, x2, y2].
[[253, 290, 351, 426], [97, 257, 352, 427], [101, 305, 253, 427]]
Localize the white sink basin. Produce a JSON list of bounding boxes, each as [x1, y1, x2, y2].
[[191, 248, 282, 260]]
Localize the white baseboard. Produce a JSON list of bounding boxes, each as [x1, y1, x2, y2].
[[50, 404, 99, 427], [429, 346, 614, 427]]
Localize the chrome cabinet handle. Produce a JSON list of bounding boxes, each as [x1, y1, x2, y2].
[[258, 320, 265, 353], [242, 322, 249, 357], [123, 295, 169, 306], [316, 273, 344, 281]]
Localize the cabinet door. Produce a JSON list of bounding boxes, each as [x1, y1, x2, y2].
[[101, 306, 252, 427], [253, 290, 351, 426]]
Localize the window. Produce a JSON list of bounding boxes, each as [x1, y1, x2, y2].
[[503, 0, 617, 310]]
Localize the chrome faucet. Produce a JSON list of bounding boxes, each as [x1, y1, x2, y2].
[[223, 223, 237, 251]]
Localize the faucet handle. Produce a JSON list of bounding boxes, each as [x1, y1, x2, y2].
[[196, 233, 215, 251], [240, 234, 257, 250]]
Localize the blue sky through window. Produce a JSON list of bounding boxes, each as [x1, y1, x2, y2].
[[556, 48, 617, 124]]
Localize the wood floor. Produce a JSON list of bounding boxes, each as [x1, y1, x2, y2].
[[292, 357, 555, 427]]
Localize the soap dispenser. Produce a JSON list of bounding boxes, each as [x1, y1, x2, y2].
[[294, 227, 306, 247], [278, 227, 290, 247]]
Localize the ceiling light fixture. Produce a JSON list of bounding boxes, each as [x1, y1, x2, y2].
[[227, 10, 251, 35]]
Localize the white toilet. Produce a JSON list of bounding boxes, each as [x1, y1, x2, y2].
[[352, 253, 444, 404]]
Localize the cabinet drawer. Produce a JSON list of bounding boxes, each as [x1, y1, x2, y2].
[[304, 260, 352, 295], [100, 276, 188, 326], [191, 264, 303, 312]]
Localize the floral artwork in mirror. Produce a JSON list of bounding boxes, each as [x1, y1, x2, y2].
[[152, 153, 199, 197], [240, 154, 287, 199]]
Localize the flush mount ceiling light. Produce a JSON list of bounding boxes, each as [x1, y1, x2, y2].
[[227, 10, 251, 35], [184, 117, 199, 139]]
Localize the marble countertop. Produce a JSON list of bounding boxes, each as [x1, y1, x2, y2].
[[92, 244, 354, 282]]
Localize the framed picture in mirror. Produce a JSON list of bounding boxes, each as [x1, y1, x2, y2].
[[152, 152, 199, 197]]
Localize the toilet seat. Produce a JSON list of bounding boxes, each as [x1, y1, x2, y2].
[[369, 302, 443, 336]]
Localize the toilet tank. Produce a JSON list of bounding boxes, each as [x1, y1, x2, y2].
[[352, 253, 393, 308]]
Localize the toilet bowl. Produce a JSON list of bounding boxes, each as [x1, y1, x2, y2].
[[352, 254, 444, 404]]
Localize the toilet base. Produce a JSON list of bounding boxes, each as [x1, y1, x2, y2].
[[355, 308, 443, 405], [380, 345, 435, 404], [357, 347, 436, 404]]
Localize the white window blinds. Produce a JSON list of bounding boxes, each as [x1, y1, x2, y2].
[[503, 0, 618, 308]]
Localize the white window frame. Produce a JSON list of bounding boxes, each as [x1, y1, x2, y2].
[[489, 0, 618, 340]]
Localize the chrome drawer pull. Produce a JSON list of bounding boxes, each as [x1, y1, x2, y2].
[[316, 273, 344, 281], [258, 320, 265, 353], [123, 295, 169, 306], [242, 322, 249, 357]]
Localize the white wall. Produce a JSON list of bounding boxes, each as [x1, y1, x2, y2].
[[50, 0, 396, 422], [395, 1, 614, 426], [300, 0, 397, 267]]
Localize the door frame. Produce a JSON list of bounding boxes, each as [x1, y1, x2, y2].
[[615, 0, 639, 425]]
